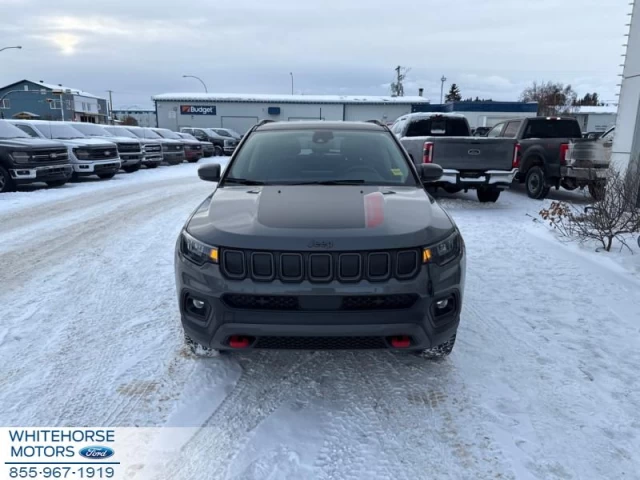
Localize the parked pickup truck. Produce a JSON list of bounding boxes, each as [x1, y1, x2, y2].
[[392, 113, 518, 202], [67, 122, 143, 173], [10, 120, 121, 180], [0, 120, 72, 193], [486, 116, 610, 200], [104, 126, 163, 169]]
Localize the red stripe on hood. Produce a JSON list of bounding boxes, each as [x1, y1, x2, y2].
[[364, 192, 385, 228]]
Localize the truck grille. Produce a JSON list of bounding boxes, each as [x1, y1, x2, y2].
[[31, 149, 68, 163], [219, 248, 421, 283], [187, 144, 202, 151], [117, 143, 141, 153], [87, 147, 118, 160], [145, 144, 162, 153]]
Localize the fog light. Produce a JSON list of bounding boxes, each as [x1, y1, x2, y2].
[[436, 299, 449, 309], [192, 299, 205, 309]]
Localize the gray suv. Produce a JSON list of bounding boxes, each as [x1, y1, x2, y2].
[[175, 120, 465, 357]]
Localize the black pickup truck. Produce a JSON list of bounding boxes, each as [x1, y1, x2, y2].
[[486, 116, 609, 199], [0, 120, 72, 193]]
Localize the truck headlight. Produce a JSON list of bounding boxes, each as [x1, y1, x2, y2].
[[73, 149, 91, 160], [423, 231, 463, 266], [10, 151, 31, 164], [181, 231, 218, 265]]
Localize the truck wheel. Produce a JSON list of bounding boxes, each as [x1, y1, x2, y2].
[[123, 165, 140, 173], [418, 334, 456, 360], [443, 185, 462, 194], [184, 333, 219, 358], [146, 163, 159, 169], [187, 157, 200, 163], [46, 180, 67, 188], [97, 173, 116, 180], [167, 158, 182, 166], [214, 146, 224, 156], [588, 182, 606, 201], [477, 187, 501, 203], [0, 166, 16, 193], [525, 166, 550, 199]]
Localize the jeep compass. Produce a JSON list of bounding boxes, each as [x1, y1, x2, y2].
[[175, 121, 465, 357]]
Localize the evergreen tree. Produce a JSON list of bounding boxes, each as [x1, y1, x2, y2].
[[445, 84, 462, 102]]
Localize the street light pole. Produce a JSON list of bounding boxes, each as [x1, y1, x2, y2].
[[182, 75, 208, 93], [0, 45, 22, 53], [290, 72, 294, 95], [440, 75, 447, 104]]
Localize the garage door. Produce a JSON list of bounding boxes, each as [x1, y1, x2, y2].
[[221, 116, 259, 135]]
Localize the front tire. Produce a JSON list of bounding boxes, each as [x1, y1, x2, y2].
[[166, 158, 182, 166], [46, 180, 68, 188], [525, 166, 550, 199], [146, 163, 159, 169], [476, 187, 500, 203], [417, 335, 456, 360], [214, 146, 224, 157], [123, 165, 141, 173], [0, 166, 15, 193], [97, 172, 116, 180]]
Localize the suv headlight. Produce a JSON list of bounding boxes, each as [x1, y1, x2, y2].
[[181, 231, 218, 265], [423, 231, 463, 266], [10, 151, 31, 164], [73, 148, 91, 160]]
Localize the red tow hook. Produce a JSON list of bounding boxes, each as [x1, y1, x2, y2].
[[390, 336, 411, 348], [228, 335, 251, 348]]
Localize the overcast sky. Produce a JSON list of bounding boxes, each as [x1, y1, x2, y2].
[[0, 0, 632, 108]]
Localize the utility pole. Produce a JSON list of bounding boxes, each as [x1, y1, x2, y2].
[[107, 90, 114, 124], [440, 76, 447, 104], [290, 72, 294, 95], [391, 66, 409, 97]]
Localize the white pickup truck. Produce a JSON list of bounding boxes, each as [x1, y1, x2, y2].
[[391, 113, 518, 203]]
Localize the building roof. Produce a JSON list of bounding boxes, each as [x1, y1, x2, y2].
[[572, 106, 618, 114], [113, 104, 155, 112], [152, 92, 430, 105], [0, 79, 105, 100]]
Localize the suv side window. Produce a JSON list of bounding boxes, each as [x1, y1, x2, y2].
[[502, 121, 521, 138], [487, 123, 504, 137], [15, 125, 39, 137]]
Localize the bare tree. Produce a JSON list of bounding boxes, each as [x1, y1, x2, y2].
[[520, 81, 578, 116], [539, 168, 640, 252]]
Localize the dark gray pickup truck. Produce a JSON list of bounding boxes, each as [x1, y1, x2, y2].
[[486, 116, 609, 200], [392, 113, 518, 203]]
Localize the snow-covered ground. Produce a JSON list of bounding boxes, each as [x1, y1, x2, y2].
[[1, 166, 640, 480]]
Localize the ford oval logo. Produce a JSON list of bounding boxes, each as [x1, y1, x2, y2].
[[79, 446, 114, 459], [104, 151, 111, 156], [468, 149, 481, 156], [50, 153, 58, 159], [308, 240, 333, 249]]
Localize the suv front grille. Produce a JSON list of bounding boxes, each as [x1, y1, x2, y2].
[[117, 143, 141, 153], [220, 248, 421, 283], [253, 336, 387, 350], [145, 144, 162, 153], [221, 294, 418, 312]]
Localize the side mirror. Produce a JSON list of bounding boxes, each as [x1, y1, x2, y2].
[[198, 163, 221, 182], [417, 163, 443, 183]]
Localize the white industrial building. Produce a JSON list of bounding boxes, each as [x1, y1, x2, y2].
[[570, 106, 618, 135], [152, 93, 539, 134], [152, 93, 430, 133]]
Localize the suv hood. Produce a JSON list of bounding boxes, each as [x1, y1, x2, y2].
[[0, 138, 66, 149], [187, 185, 455, 251], [157, 138, 183, 145]]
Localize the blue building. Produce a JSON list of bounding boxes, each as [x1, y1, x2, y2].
[[0, 80, 109, 123]]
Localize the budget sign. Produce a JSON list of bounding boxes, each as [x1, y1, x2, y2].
[[180, 105, 216, 115]]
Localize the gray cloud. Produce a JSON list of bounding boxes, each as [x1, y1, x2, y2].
[[0, 0, 631, 107]]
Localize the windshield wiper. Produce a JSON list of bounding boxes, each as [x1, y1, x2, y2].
[[224, 177, 266, 186], [289, 179, 366, 185]]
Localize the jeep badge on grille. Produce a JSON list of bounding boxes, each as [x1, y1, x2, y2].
[[308, 240, 333, 249]]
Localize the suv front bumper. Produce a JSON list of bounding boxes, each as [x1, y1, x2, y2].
[[175, 246, 465, 351], [73, 160, 121, 176], [10, 164, 73, 183], [119, 153, 143, 167]]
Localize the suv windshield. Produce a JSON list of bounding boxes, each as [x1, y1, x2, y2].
[[104, 126, 138, 138], [35, 123, 86, 139], [224, 129, 417, 186], [71, 123, 110, 137], [522, 119, 582, 139], [0, 121, 30, 139], [154, 129, 182, 140]]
